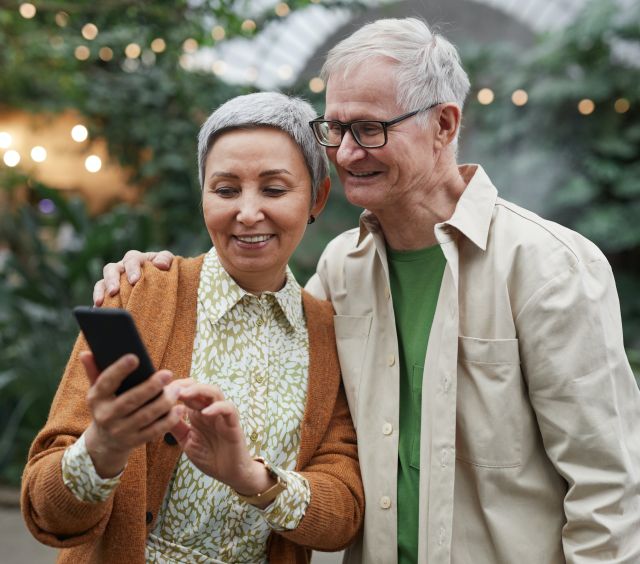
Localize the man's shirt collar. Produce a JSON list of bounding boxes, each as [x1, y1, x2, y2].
[[356, 164, 498, 251]]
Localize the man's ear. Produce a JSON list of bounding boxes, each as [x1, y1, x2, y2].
[[310, 176, 331, 218], [434, 103, 461, 149]]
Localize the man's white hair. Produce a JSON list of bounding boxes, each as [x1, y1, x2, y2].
[[321, 18, 470, 137]]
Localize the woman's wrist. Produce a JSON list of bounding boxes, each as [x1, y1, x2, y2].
[[84, 424, 129, 479], [233, 458, 276, 497]]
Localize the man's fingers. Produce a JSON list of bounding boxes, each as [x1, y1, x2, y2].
[[122, 250, 149, 284], [151, 250, 175, 270], [92, 280, 107, 307], [102, 261, 125, 296]]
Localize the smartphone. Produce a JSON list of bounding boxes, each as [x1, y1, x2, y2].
[[73, 306, 156, 396]]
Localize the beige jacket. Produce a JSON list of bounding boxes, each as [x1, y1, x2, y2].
[[306, 165, 640, 564]]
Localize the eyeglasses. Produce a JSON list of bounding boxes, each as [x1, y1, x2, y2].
[[309, 103, 441, 149]]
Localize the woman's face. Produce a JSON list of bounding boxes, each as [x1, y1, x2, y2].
[[202, 127, 329, 294]]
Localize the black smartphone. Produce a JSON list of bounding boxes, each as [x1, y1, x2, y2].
[[73, 306, 156, 396]]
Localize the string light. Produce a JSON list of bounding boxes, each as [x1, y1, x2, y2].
[[99, 47, 113, 61], [125, 43, 141, 59], [309, 77, 325, 93], [82, 23, 99, 41], [19, 3, 36, 19], [511, 89, 528, 106], [31, 146, 47, 162], [477, 88, 494, 105], [614, 98, 630, 113], [275, 3, 290, 17], [55, 11, 68, 27], [3, 150, 21, 167], [0, 132, 12, 149], [71, 124, 88, 142], [85, 155, 102, 173], [211, 26, 225, 41], [578, 99, 595, 115], [241, 19, 257, 32], [75, 46, 90, 61], [182, 38, 198, 53], [150, 38, 166, 53]]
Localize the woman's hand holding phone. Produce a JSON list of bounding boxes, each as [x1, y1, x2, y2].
[[81, 351, 186, 479]]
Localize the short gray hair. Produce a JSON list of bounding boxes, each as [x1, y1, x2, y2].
[[321, 18, 470, 127], [198, 92, 329, 204]]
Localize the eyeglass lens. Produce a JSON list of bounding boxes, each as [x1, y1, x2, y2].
[[316, 121, 386, 148]]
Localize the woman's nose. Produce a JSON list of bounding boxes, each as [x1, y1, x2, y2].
[[235, 196, 265, 225]]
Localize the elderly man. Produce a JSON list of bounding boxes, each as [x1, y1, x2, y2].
[[95, 18, 640, 564]]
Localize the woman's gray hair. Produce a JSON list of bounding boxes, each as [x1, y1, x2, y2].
[[198, 92, 329, 204], [321, 18, 470, 132]]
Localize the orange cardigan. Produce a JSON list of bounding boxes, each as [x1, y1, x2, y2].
[[21, 256, 364, 563]]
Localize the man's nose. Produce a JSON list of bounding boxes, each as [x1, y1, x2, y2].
[[334, 130, 367, 166], [236, 196, 265, 225]]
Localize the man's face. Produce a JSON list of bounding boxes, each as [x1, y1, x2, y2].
[[324, 58, 436, 214]]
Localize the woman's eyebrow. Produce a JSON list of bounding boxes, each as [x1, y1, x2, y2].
[[259, 168, 292, 178], [209, 171, 239, 179]]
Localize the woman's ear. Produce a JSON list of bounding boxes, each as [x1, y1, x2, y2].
[[434, 103, 461, 149], [310, 176, 331, 218]]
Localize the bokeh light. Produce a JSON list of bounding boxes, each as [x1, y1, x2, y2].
[[85, 155, 102, 173], [38, 199, 56, 214], [275, 3, 290, 17], [3, 150, 21, 167], [19, 3, 36, 19], [211, 26, 225, 41], [55, 11, 68, 27], [477, 88, 495, 105], [614, 98, 630, 113], [309, 77, 325, 93], [71, 124, 88, 142], [82, 23, 99, 40], [31, 146, 47, 162], [99, 47, 114, 61], [578, 98, 595, 115], [0, 132, 12, 149], [75, 46, 91, 61], [241, 19, 257, 32], [151, 38, 166, 53], [511, 89, 528, 106], [125, 43, 141, 59]]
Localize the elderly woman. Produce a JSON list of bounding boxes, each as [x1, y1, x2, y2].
[[21, 92, 364, 563]]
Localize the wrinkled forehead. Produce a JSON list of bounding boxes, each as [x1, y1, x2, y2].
[[324, 64, 402, 121]]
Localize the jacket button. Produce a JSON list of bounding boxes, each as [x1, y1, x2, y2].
[[164, 432, 177, 445], [379, 496, 392, 509], [146, 511, 153, 524]]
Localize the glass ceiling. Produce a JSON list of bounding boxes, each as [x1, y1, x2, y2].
[[184, 0, 637, 90]]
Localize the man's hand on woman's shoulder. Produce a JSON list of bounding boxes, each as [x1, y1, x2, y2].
[[93, 250, 176, 305]]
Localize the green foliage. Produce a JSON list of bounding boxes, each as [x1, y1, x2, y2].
[[0, 0, 364, 485], [462, 0, 640, 357]]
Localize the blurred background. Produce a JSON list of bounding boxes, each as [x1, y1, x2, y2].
[[1, 0, 639, 560]]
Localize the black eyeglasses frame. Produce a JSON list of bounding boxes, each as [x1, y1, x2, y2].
[[309, 103, 441, 149]]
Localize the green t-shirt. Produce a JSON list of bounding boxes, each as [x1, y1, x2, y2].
[[387, 244, 446, 564]]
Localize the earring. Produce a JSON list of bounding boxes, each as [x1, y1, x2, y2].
[[307, 215, 316, 225]]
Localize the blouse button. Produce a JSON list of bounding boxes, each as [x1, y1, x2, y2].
[[249, 431, 259, 443], [256, 318, 264, 327], [256, 375, 265, 384]]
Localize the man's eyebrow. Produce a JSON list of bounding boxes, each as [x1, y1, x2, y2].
[[259, 168, 293, 177]]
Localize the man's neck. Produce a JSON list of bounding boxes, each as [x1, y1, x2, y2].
[[376, 165, 468, 251]]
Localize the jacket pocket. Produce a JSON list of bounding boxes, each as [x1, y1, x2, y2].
[[333, 315, 372, 428], [456, 336, 523, 468]]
